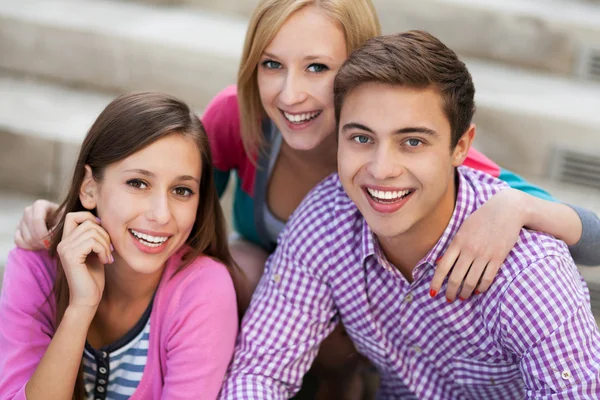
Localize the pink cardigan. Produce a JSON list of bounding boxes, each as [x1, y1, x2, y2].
[[0, 247, 238, 399]]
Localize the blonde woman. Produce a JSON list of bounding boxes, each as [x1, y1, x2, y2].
[[15, 0, 600, 397]]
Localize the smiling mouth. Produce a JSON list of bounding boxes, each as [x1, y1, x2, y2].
[[129, 229, 170, 248], [281, 110, 322, 124], [366, 188, 414, 203]]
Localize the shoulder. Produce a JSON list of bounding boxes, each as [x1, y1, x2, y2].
[[278, 174, 362, 265], [4, 247, 56, 297], [201, 85, 240, 127], [160, 253, 236, 312], [458, 166, 509, 204]]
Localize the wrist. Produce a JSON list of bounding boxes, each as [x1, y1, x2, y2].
[[64, 304, 96, 325]]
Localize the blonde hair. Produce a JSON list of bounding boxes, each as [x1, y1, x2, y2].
[[237, 0, 381, 159]]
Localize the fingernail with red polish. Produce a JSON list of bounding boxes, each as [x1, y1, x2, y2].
[[447, 298, 453, 303], [459, 296, 465, 301], [475, 290, 480, 295], [435, 256, 443, 264], [43, 239, 51, 249], [429, 289, 437, 297]]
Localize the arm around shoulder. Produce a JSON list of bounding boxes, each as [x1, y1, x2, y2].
[[161, 257, 238, 399]]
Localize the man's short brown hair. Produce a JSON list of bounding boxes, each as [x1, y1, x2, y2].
[[334, 30, 475, 148]]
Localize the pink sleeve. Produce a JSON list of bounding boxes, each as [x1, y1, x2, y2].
[[0, 248, 56, 400], [463, 147, 501, 178], [161, 258, 238, 399], [201, 85, 246, 173]]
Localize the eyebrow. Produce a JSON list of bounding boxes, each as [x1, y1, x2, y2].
[[341, 122, 438, 136], [262, 52, 334, 62], [123, 169, 200, 184]]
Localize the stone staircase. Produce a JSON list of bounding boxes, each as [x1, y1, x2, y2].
[[1, 0, 599, 321]]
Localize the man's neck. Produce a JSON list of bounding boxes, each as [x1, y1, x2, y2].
[[378, 172, 459, 282]]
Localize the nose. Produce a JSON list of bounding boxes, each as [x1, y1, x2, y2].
[[366, 145, 403, 181], [279, 70, 308, 106], [146, 193, 171, 225]]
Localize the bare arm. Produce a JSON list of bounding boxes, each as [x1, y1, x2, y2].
[[25, 307, 94, 399], [518, 191, 583, 246]]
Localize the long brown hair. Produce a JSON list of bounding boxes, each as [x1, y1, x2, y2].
[[47, 92, 237, 399], [237, 0, 381, 159]]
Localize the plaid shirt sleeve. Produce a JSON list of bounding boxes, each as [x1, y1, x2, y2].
[[219, 241, 338, 399], [498, 254, 600, 398]]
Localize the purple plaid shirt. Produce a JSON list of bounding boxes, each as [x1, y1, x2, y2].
[[220, 167, 600, 399]]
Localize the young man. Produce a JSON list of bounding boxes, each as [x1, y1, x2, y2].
[[220, 31, 600, 399]]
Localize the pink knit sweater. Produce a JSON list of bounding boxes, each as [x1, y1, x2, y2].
[[0, 247, 238, 399]]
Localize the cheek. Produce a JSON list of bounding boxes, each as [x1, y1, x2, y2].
[[173, 201, 199, 234]]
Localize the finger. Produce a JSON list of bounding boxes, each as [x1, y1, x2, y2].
[[68, 220, 111, 246], [430, 245, 460, 297], [17, 218, 39, 250], [445, 253, 473, 302], [31, 201, 53, 241], [14, 228, 26, 248], [62, 212, 101, 239], [70, 227, 113, 264], [475, 259, 503, 294], [68, 234, 111, 265], [458, 257, 488, 300]]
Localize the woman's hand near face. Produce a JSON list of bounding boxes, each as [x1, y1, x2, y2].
[[14, 200, 60, 250], [430, 189, 525, 302], [57, 212, 113, 311]]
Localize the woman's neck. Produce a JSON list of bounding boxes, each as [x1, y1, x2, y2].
[[280, 132, 338, 174], [101, 257, 164, 306]]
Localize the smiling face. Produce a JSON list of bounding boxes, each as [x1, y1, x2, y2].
[[338, 82, 473, 247], [81, 133, 201, 276], [257, 5, 347, 151]]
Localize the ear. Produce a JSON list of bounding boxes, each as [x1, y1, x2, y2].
[[79, 165, 99, 210], [451, 123, 476, 167]]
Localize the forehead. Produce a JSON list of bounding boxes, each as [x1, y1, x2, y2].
[[111, 134, 201, 176], [264, 6, 347, 59], [340, 83, 450, 134]]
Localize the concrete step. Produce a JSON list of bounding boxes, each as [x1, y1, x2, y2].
[[377, 0, 600, 79], [0, 0, 246, 110], [468, 58, 600, 179], [0, 74, 115, 197], [116, 0, 600, 79]]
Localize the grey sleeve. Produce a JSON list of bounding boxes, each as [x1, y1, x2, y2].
[[567, 205, 600, 266]]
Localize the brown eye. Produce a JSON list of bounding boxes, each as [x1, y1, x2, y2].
[[127, 179, 147, 189], [173, 187, 194, 197]]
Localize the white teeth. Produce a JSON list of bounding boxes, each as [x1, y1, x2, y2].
[[367, 188, 412, 201], [130, 229, 168, 246], [283, 111, 320, 123]]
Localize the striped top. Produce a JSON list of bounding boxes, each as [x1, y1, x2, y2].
[[83, 301, 152, 400], [221, 167, 600, 399]]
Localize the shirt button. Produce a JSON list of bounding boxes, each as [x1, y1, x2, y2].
[[273, 274, 281, 283], [490, 378, 496, 385], [404, 293, 414, 303], [562, 370, 572, 380], [99, 367, 107, 374], [413, 345, 422, 354], [97, 386, 105, 393]]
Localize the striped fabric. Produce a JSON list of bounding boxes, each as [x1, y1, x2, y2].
[[83, 321, 150, 400], [221, 167, 600, 399]]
